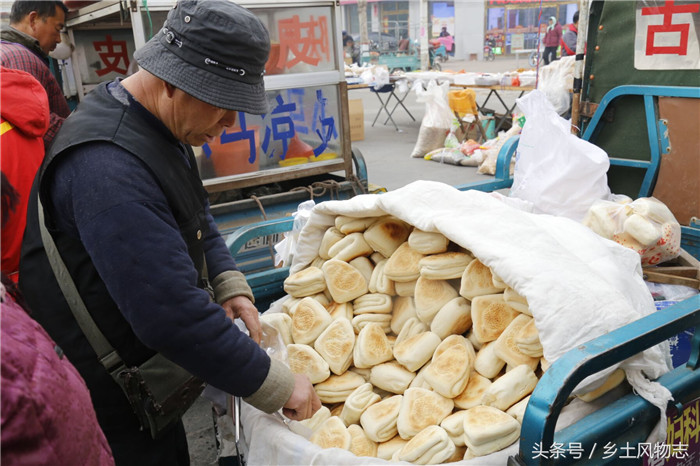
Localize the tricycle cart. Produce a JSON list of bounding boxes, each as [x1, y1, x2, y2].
[[220, 1, 700, 463], [224, 190, 700, 465]]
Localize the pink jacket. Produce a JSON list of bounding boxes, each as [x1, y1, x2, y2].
[[1, 284, 115, 465]]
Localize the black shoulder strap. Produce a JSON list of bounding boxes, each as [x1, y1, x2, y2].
[[37, 198, 126, 376]]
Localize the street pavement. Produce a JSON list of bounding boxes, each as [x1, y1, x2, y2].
[[184, 55, 529, 465], [350, 55, 528, 191]]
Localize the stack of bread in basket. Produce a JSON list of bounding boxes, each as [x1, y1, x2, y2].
[[262, 214, 618, 464]]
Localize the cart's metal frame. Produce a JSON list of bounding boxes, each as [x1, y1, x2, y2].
[[511, 296, 700, 465]]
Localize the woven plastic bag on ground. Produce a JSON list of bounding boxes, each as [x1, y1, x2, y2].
[[410, 80, 453, 158]]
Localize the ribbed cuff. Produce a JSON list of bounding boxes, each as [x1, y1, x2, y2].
[[212, 270, 254, 304], [243, 358, 295, 414]]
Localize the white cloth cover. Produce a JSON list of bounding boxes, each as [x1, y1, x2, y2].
[[245, 181, 672, 464]]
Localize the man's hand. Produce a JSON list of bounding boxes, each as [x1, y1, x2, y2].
[[220, 295, 262, 344], [283, 374, 321, 421]]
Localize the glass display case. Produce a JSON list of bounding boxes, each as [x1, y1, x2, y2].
[[64, 0, 357, 198]]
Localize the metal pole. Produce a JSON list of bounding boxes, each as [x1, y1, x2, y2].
[[420, 0, 429, 70], [571, 0, 590, 134], [358, 0, 369, 62]]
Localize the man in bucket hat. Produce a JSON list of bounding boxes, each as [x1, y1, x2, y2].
[[20, 1, 321, 464]]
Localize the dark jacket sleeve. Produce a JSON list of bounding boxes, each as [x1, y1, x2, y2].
[[47, 142, 293, 412], [201, 206, 255, 304]]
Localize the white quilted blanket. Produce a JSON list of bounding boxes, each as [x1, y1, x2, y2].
[[244, 180, 672, 464]]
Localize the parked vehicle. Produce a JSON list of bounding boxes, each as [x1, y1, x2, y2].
[[429, 39, 449, 63], [352, 32, 398, 52]]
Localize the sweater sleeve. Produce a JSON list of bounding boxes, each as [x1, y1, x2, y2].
[[199, 202, 255, 303], [46, 142, 293, 411]]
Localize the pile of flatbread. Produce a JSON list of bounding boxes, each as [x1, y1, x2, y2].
[[262, 215, 624, 464]]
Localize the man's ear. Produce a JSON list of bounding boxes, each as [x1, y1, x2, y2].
[[28, 11, 40, 29]]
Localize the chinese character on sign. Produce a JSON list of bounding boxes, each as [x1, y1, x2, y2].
[[201, 113, 258, 164], [641, 0, 700, 55], [261, 90, 337, 161], [261, 94, 297, 160], [277, 15, 330, 69], [93, 35, 130, 76], [683, 400, 699, 445], [200, 87, 338, 172], [670, 407, 685, 446], [634, 0, 700, 70], [220, 114, 257, 164], [311, 89, 337, 156]]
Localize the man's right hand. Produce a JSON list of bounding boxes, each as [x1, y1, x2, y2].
[[282, 374, 321, 421]]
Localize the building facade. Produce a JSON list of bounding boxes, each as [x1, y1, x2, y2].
[[486, 0, 579, 55], [340, 0, 578, 60]]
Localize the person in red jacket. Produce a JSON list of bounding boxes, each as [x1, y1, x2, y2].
[[561, 11, 579, 57], [0, 66, 48, 282], [542, 16, 562, 65]]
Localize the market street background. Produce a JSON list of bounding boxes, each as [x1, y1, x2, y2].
[[349, 55, 527, 191], [184, 55, 527, 465]]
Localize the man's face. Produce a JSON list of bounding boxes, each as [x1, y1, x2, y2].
[[168, 88, 238, 147], [33, 6, 65, 54]]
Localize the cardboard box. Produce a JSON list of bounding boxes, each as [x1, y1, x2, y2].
[[348, 99, 364, 142]]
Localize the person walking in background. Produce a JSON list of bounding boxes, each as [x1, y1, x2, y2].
[[342, 30, 359, 65], [0, 67, 49, 283], [438, 26, 455, 56], [1, 174, 115, 466], [0, 1, 70, 147], [542, 16, 562, 65], [19, 1, 320, 464], [561, 11, 579, 57]]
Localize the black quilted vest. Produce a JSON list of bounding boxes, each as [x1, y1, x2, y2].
[[19, 81, 209, 423]]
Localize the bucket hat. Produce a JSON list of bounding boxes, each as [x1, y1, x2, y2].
[[134, 0, 270, 114]]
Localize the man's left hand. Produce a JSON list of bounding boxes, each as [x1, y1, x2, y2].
[[220, 295, 262, 344]]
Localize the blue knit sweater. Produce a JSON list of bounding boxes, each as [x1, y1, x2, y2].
[[46, 87, 270, 398]]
